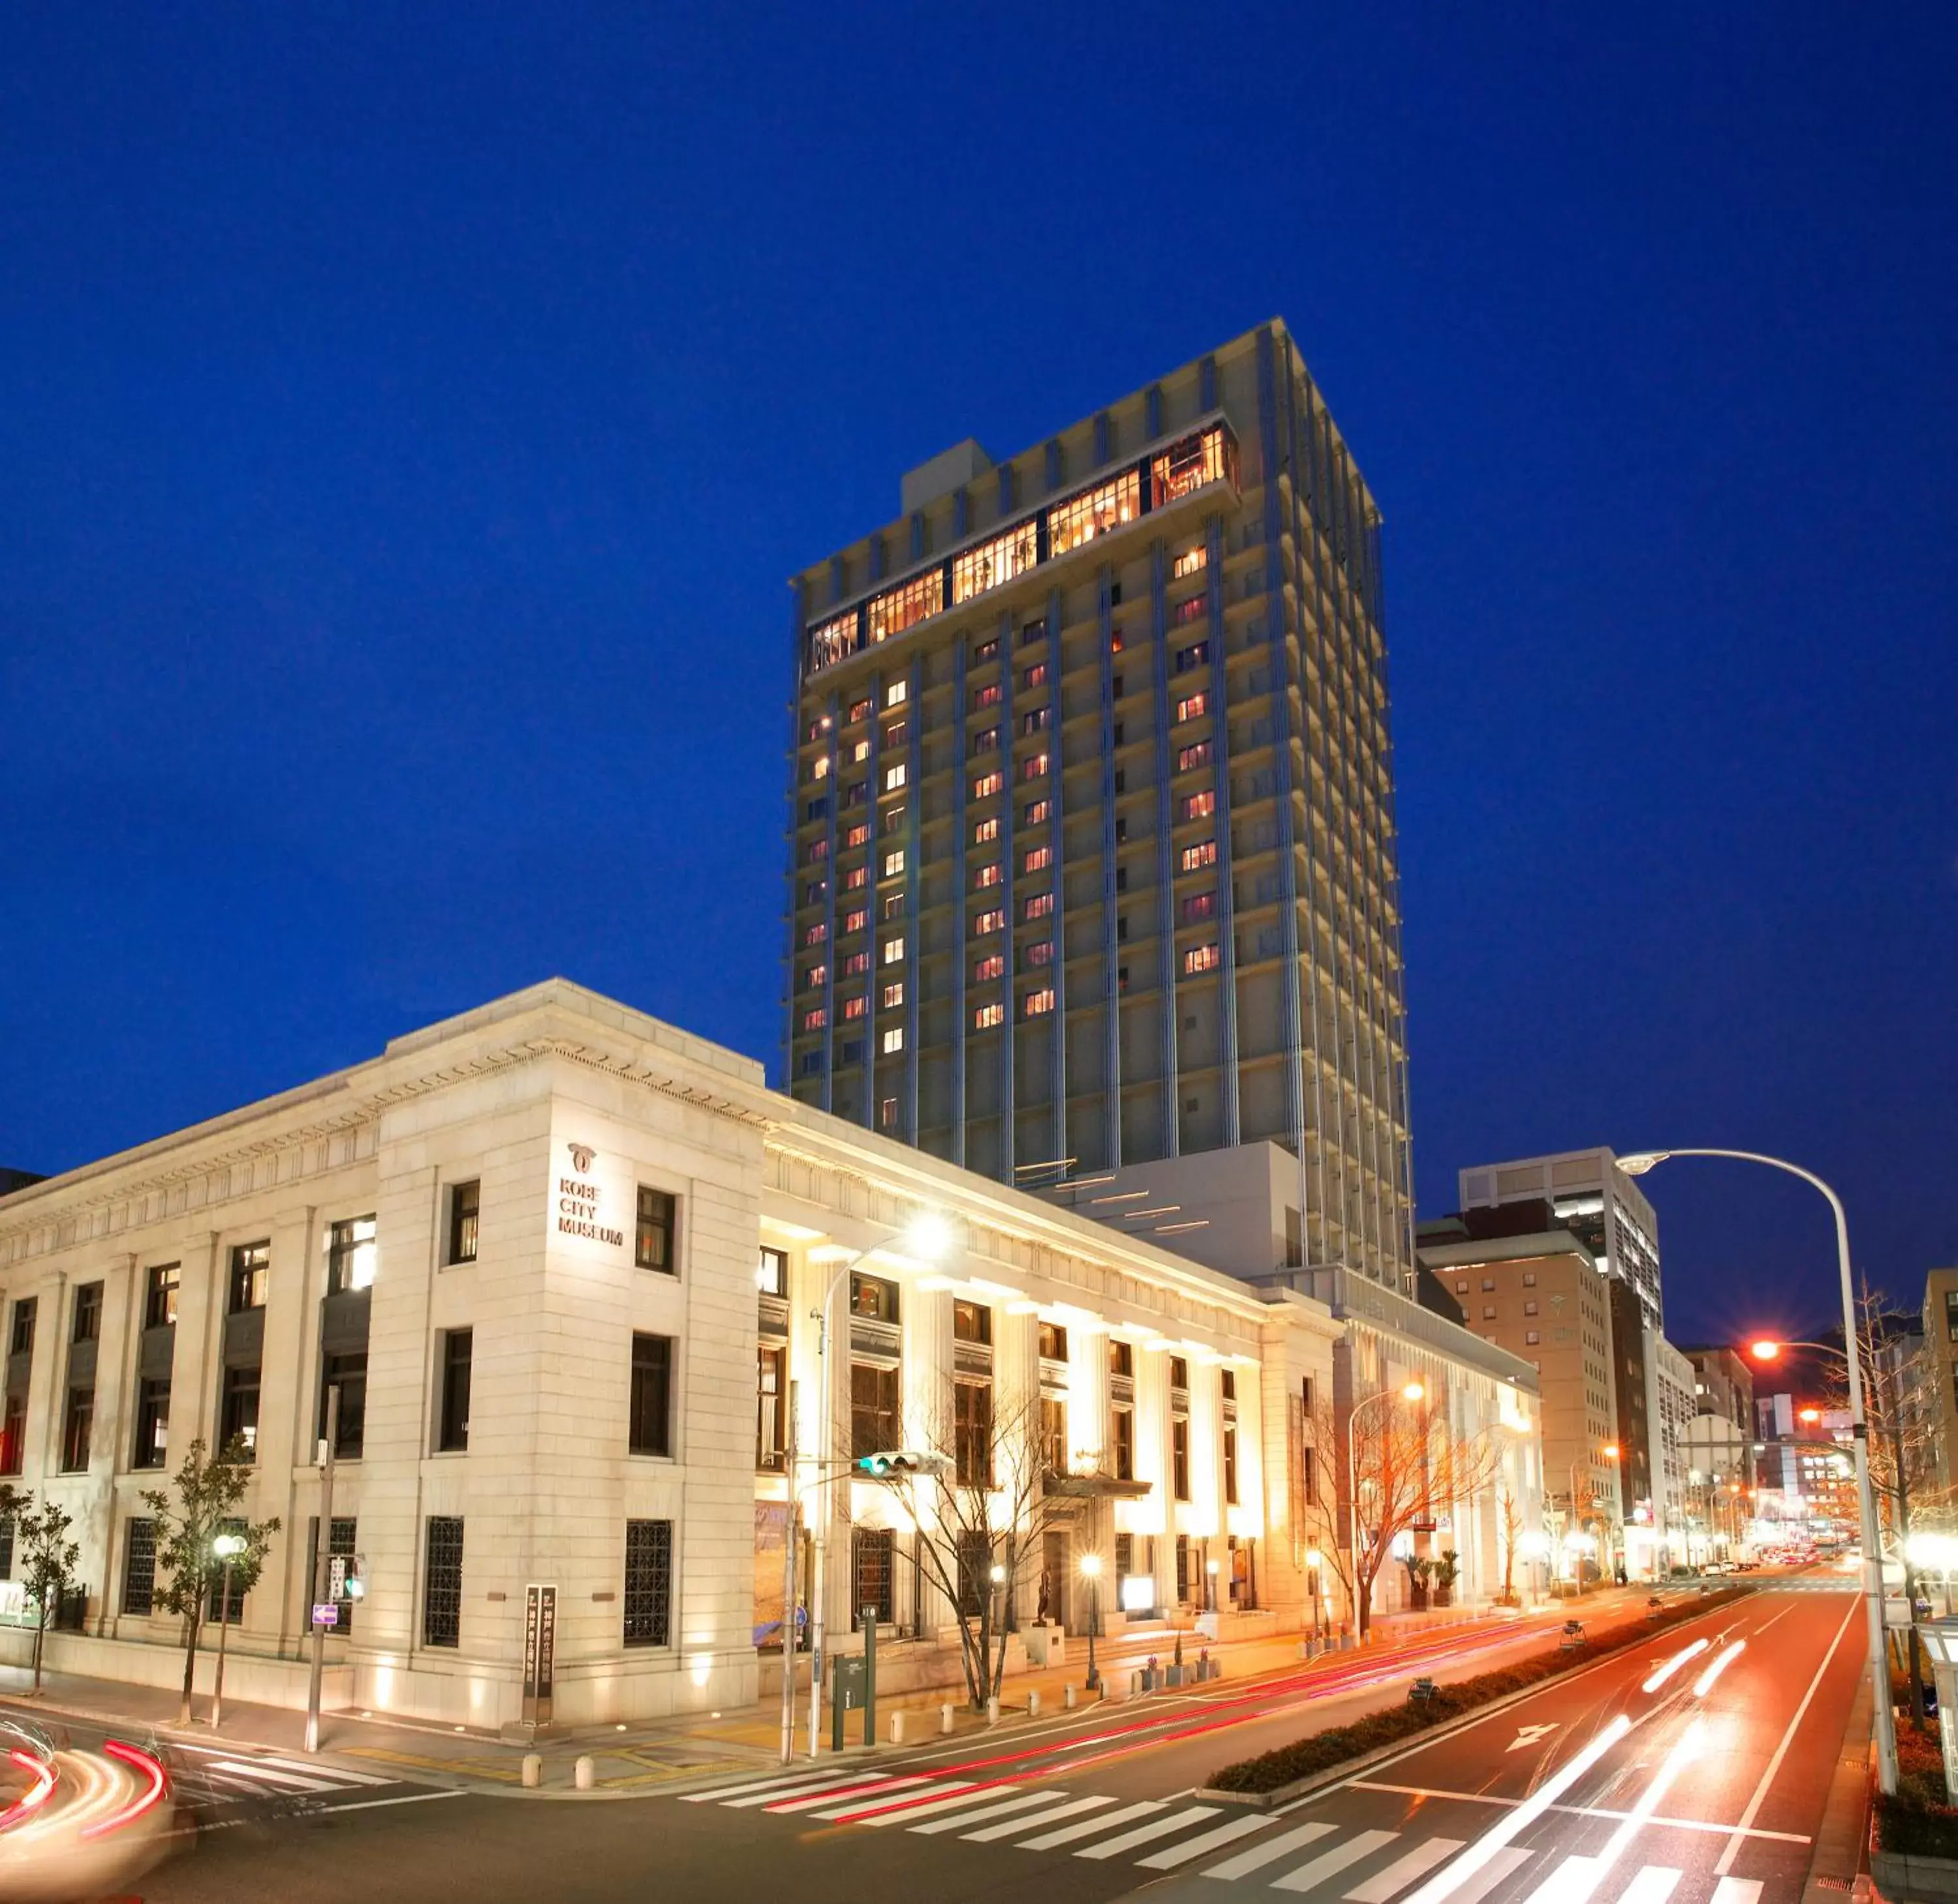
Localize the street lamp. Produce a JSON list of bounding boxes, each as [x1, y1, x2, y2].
[[1205, 1556, 1220, 1615], [210, 1532, 247, 1729], [1620, 1147, 1897, 1795], [1080, 1552, 1102, 1691], [1304, 1546, 1324, 1647], [803, 1210, 952, 1756], [1346, 1380, 1424, 1633]]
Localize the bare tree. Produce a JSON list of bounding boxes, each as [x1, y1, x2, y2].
[[1293, 1386, 1499, 1639], [1498, 1486, 1525, 1606], [877, 1385, 1074, 1709]]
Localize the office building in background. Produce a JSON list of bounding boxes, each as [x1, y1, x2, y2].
[[783, 322, 1414, 1295]]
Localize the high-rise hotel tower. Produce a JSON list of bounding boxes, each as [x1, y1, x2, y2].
[[783, 322, 1414, 1291]]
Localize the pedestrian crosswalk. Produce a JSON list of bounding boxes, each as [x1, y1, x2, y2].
[[677, 1768, 1785, 1903], [169, 1743, 411, 1805]]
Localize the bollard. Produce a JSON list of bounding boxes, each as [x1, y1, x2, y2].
[[521, 1754, 542, 1789], [940, 1702, 955, 1735], [574, 1755, 595, 1792], [1027, 1689, 1041, 1719], [986, 1695, 1001, 1727], [1063, 1683, 1077, 1710]]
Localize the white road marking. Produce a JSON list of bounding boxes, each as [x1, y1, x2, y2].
[[1641, 1641, 1709, 1695], [1346, 1782, 1809, 1843], [1713, 1596, 1859, 1877], [1346, 1837, 1467, 1901], [1508, 1725, 1558, 1753], [828, 1781, 977, 1823], [764, 1775, 917, 1812], [1136, 1812, 1272, 1869], [680, 1769, 851, 1804], [1521, 1855, 1604, 1904], [963, 1794, 1117, 1841], [1692, 1643, 1747, 1697], [1711, 1881, 1764, 1904], [1203, 1820, 1337, 1881], [1272, 1828, 1401, 1894], [1074, 1804, 1220, 1859], [1617, 1869, 1682, 1904], [1435, 1847, 1534, 1904], [309, 1789, 469, 1817], [1019, 1798, 1164, 1849], [910, 1789, 1066, 1834], [720, 1771, 891, 1808], [206, 1760, 342, 1793]]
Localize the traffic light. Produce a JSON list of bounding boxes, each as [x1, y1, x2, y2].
[[854, 1450, 952, 1479]]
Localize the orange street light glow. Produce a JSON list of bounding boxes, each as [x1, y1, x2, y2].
[[1750, 1340, 1782, 1361], [1603, 1443, 1621, 1460]]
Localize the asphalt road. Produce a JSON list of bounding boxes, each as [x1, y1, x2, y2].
[[1, 1584, 1865, 1904]]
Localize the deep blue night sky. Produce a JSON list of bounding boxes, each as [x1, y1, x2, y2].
[[2, 7, 1952, 1347]]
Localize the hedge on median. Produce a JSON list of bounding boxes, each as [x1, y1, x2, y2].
[[1878, 1721, 1958, 1859], [1206, 1588, 1750, 1794]]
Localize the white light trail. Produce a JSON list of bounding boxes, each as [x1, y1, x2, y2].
[[1692, 1642, 1747, 1698], [1640, 1639, 1709, 1694]]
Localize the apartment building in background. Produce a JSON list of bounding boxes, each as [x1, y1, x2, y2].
[[783, 321, 1414, 1297], [1459, 1149, 1662, 1330]]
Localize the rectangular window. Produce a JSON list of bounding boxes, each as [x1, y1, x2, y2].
[[1038, 1321, 1068, 1362], [1183, 942, 1220, 975], [843, 951, 867, 976], [881, 848, 905, 879], [1021, 751, 1049, 780], [1023, 892, 1053, 921], [756, 1344, 786, 1469], [7, 1299, 34, 1359], [624, 1519, 674, 1646], [973, 1002, 1004, 1029], [1021, 707, 1050, 735], [1176, 642, 1210, 673], [848, 698, 871, 724], [756, 1246, 787, 1298], [844, 906, 867, 934], [974, 953, 1004, 982], [880, 980, 904, 1009], [1173, 545, 1207, 579], [1177, 692, 1209, 722], [1023, 798, 1050, 825], [635, 1187, 677, 1273], [1047, 468, 1141, 557], [322, 1351, 367, 1460], [804, 837, 829, 866], [424, 1517, 464, 1648], [973, 636, 999, 664], [1110, 1340, 1134, 1378], [882, 761, 907, 793], [1180, 838, 1218, 873], [807, 610, 858, 671], [630, 1334, 675, 1457], [850, 1273, 899, 1324], [803, 964, 828, 992], [145, 1264, 179, 1329], [802, 878, 827, 906], [1177, 741, 1215, 774], [954, 1379, 993, 1487], [975, 862, 1001, 887], [972, 770, 1003, 800], [841, 995, 865, 1021], [327, 1216, 378, 1295], [447, 1181, 480, 1265], [133, 1378, 170, 1469], [802, 921, 828, 946], [220, 1365, 261, 1460], [972, 681, 1002, 711], [973, 908, 1005, 935], [845, 821, 869, 847], [437, 1330, 472, 1452], [881, 936, 904, 965], [974, 816, 999, 844], [1025, 939, 1053, 968], [801, 1006, 828, 1032], [1022, 988, 1055, 1019], [973, 725, 1001, 754], [1022, 662, 1048, 690], [850, 1361, 901, 1459], [1023, 845, 1051, 873], [1174, 595, 1205, 624], [1172, 1417, 1190, 1501], [1111, 1404, 1135, 1481], [122, 1518, 157, 1616], [852, 1526, 896, 1623], [880, 1026, 904, 1054], [60, 1387, 92, 1472], [953, 1299, 992, 1345], [71, 1283, 102, 1343], [1181, 892, 1217, 925], [884, 679, 907, 708], [1179, 790, 1217, 823], [1224, 1426, 1239, 1506], [865, 571, 942, 645], [952, 520, 1039, 604]]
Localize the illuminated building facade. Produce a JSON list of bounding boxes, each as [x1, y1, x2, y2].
[[783, 322, 1414, 1296]]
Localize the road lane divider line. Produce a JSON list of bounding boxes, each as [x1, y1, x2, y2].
[[1394, 1712, 1634, 1904], [1347, 1781, 1809, 1842], [1712, 1594, 1859, 1878], [309, 1790, 469, 1817], [1529, 1716, 1704, 1904], [1201, 1819, 1337, 1880], [1692, 1643, 1746, 1697]]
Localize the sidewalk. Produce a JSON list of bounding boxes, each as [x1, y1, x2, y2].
[[0, 1593, 1640, 1801]]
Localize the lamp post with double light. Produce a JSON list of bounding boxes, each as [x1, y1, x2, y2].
[[1346, 1380, 1424, 1635], [1619, 1147, 1895, 1794], [1080, 1552, 1102, 1692], [210, 1532, 247, 1728]]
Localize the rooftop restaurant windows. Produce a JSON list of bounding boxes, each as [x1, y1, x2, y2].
[[809, 613, 858, 671], [952, 519, 1038, 604], [1151, 424, 1237, 508], [1047, 468, 1140, 558], [867, 576, 940, 647]]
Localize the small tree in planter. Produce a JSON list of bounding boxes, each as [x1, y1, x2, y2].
[[1402, 1554, 1433, 1610], [1433, 1550, 1460, 1609], [142, 1437, 281, 1725], [14, 1496, 80, 1691]]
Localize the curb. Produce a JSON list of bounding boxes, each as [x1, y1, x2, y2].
[[1194, 1588, 1755, 1810]]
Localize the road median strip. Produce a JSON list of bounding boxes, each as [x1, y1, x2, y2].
[[1198, 1588, 1751, 1809]]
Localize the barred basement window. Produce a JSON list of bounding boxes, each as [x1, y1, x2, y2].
[[624, 1519, 673, 1647], [424, 1517, 464, 1648], [121, 1518, 156, 1615], [852, 1527, 895, 1623]]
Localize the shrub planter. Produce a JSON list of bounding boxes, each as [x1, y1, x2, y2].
[[1871, 1849, 1958, 1901], [1196, 1588, 1750, 1808]]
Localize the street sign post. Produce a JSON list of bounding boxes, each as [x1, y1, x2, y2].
[[312, 1603, 339, 1628], [523, 1584, 557, 1728]]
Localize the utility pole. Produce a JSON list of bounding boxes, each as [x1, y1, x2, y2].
[[305, 1385, 338, 1755], [779, 1378, 799, 1764]]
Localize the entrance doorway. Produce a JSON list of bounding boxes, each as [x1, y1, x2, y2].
[[1040, 1529, 1069, 1630]]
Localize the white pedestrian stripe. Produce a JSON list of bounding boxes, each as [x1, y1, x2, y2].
[[1346, 1837, 1468, 1902], [964, 1794, 1118, 1841], [912, 1789, 1068, 1834], [1433, 1846, 1534, 1904], [683, 1770, 855, 1804], [728, 1773, 891, 1809], [1020, 1799, 1164, 1850], [1204, 1820, 1339, 1881], [1273, 1828, 1402, 1894], [1617, 1869, 1683, 1904], [832, 1781, 980, 1824], [1075, 1804, 1220, 1860], [772, 1775, 927, 1815], [204, 1760, 345, 1794], [1522, 1854, 1604, 1904], [1136, 1812, 1273, 1869], [1710, 1881, 1763, 1904]]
